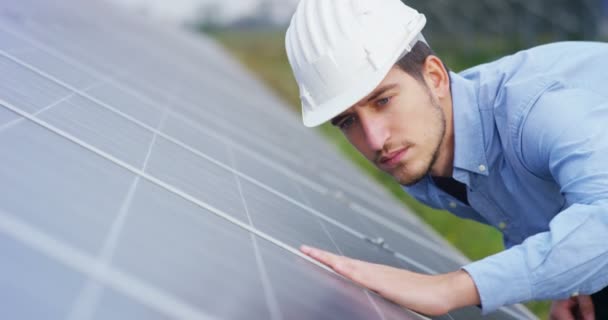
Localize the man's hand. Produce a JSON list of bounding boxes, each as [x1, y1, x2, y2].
[[550, 296, 595, 320], [301, 245, 480, 316]]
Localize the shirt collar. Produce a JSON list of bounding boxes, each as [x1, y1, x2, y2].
[[450, 71, 490, 184]]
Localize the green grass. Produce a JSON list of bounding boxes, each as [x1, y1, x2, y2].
[[205, 29, 550, 319]]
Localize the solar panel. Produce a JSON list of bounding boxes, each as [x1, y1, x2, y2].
[[0, 0, 535, 319]]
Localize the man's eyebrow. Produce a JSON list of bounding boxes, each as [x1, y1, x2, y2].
[[363, 84, 399, 105], [330, 84, 399, 126]]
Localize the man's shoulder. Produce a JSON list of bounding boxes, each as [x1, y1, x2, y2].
[[459, 41, 608, 134], [520, 87, 607, 141], [461, 41, 608, 78], [458, 41, 608, 99]]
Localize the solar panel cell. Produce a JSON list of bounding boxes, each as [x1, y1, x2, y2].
[[0, 120, 135, 254]]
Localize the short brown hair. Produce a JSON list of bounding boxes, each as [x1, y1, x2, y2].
[[395, 41, 441, 82]]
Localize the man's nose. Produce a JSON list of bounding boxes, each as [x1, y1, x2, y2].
[[360, 114, 389, 152]]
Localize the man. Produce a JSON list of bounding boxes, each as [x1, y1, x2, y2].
[[285, 0, 608, 318]]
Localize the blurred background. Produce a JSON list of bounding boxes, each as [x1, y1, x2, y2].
[[108, 1, 608, 318]]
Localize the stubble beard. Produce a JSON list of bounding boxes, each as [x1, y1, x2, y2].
[[393, 96, 446, 187]]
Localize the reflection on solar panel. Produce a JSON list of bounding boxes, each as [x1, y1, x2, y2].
[[0, 1, 536, 319]]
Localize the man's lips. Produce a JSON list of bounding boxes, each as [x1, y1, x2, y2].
[[378, 148, 408, 169]]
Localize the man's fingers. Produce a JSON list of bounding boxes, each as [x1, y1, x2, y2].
[[576, 295, 595, 320], [301, 245, 387, 293], [300, 245, 342, 268], [550, 298, 576, 320], [300, 245, 363, 281]]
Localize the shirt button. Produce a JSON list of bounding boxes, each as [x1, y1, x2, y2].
[[478, 164, 487, 172], [449, 201, 458, 208], [498, 222, 507, 230]]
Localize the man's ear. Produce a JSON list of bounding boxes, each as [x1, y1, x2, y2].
[[422, 55, 450, 99]]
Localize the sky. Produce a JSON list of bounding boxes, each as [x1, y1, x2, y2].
[[107, 0, 298, 24]]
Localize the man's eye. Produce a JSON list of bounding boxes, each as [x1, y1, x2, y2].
[[338, 116, 355, 131], [376, 97, 391, 107]]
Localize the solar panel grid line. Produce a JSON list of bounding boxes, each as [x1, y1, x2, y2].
[[320, 174, 461, 254], [66, 176, 142, 320], [371, 202, 465, 255], [2, 99, 406, 318], [498, 307, 528, 320], [36, 94, 159, 170], [308, 183, 451, 256], [239, 175, 372, 243], [10, 29, 127, 81], [0, 28, 167, 107], [1, 21, 380, 195], [0, 41, 439, 262], [0, 91, 75, 133], [52, 9, 291, 124], [4, 3, 532, 318], [1, 91, 441, 319], [392, 251, 437, 276], [319, 171, 422, 225], [85, 82, 166, 128], [306, 192, 436, 320], [0, 53, 72, 114], [0, 103, 19, 126], [247, 233, 284, 320], [148, 25, 287, 108], [322, 172, 409, 210], [152, 112, 452, 260], [0, 97, 339, 276], [0, 25, 30, 52], [0, 208, 215, 320], [2, 46, 36, 56], [310, 167, 408, 216], [367, 292, 389, 320], [349, 203, 468, 264], [117, 34, 297, 125], [295, 176, 391, 320], [1, 22, 404, 221], [226, 137, 330, 195], [137, 114, 383, 252], [296, 185, 402, 264], [169, 101, 308, 167], [293, 177, 434, 320], [168, 127, 463, 267], [228, 146, 284, 320], [47, 11, 147, 78], [0, 24, 466, 272], [46, 100, 169, 320], [94, 20, 269, 110], [310, 151, 391, 188], [0, 2, 536, 318], [0, 25, 310, 171]]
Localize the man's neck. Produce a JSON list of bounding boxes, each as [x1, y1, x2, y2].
[[430, 94, 455, 177]]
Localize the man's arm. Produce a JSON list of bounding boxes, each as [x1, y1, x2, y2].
[[463, 88, 608, 314], [301, 89, 608, 316], [300, 245, 480, 316]]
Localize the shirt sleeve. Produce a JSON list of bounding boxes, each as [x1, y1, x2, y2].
[[462, 88, 608, 314]]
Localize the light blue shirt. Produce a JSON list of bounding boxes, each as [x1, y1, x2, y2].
[[404, 42, 608, 314]]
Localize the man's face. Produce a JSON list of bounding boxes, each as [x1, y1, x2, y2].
[[331, 67, 446, 186]]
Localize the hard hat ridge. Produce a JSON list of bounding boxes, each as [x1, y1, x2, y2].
[[286, 0, 427, 127]]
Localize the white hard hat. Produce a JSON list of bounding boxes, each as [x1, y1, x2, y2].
[[286, 0, 426, 127]]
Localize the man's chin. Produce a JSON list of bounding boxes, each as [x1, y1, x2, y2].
[[397, 175, 426, 187], [388, 165, 427, 187]]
